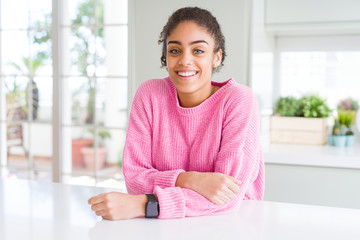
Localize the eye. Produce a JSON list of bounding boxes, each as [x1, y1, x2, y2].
[[169, 49, 180, 54], [194, 49, 204, 54]]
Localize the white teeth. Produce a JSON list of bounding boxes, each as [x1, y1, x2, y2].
[[178, 71, 196, 77]]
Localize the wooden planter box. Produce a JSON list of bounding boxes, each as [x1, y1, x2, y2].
[[270, 116, 328, 145]]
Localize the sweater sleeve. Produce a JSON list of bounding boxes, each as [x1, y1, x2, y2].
[[122, 83, 185, 194], [154, 89, 265, 219]]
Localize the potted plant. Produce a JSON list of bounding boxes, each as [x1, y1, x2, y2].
[[329, 111, 356, 147], [274, 96, 302, 117], [271, 95, 332, 145], [337, 97, 359, 125], [81, 129, 111, 170]]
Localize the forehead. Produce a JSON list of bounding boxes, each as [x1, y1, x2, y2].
[[167, 21, 215, 45]]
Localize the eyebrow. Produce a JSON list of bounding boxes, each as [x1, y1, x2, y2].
[[167, 40, 208, 45]]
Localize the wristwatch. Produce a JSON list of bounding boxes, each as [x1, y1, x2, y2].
[[145, 194, 159, 218]]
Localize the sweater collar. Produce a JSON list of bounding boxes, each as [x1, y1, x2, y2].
[[166, 76, 235, 115]]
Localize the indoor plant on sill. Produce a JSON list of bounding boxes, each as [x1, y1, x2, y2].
[[337, 97, 359, 125], [81, 129, 111, 171], [271, 95, 332, 145], [329, 111, 356, 147]]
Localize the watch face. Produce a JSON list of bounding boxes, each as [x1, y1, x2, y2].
[[146, 202, 158, 217]]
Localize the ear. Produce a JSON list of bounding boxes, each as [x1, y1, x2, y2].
[[212, 49, 222, 68]]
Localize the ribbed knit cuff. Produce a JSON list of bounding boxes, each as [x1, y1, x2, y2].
[[154, 169, 185, 188], [154, 186, 186, 219]]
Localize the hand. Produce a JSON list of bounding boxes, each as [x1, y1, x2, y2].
[[88, 192, 147, 220], [176, 172, 241, 205]]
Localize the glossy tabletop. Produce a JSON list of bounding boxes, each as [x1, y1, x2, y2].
[[1, 179, 360, 240]]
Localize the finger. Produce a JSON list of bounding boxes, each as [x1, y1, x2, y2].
[[229, 176, 241, 185], [227, 180, 240, 194], [213, 197, 226, 206], [88, 193, 105, 205], [91, 203, 106, 212], [102, 215, 114, 221], [95, 210, 107, 217], [223, 187, 237, 200], [217, 192, 231, 204]]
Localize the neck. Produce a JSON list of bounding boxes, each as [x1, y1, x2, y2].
[[177, 84, 216, 108]]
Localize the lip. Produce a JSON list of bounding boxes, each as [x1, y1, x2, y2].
[[175, 70, 199, 81]]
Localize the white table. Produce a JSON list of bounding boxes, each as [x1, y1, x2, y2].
[[1, 179, 360, 240]]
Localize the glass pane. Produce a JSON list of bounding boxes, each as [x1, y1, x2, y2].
[[1, 78, 6, 121], [1, 122, 7, 164], [30, 30, 52, 76], [280, 51, 360, 109], [79, 128, 125, 172], [7, 122, 29, 168], [1, 31, 29, 76], [29, 0, 52, 28], [62, 127, 126, 187], [62, 27, 97, 76], [31, 123, 52, 170], [33, 77, 53, 121], [96, 78, 128, 128], [1, 0, 28, 29], [63, 77, 95, 125], [102, 128, 126, 169], [63, 0, 97, 26], [4, 76, 29, 121], [96, 26, 128, 77], [63, 126, 94, 173], [102, 0, 128, 25]]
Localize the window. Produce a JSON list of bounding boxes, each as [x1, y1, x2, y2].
[[276, 36, 360, 110], [0, 0, 53, 180], [0, 0, 128, 188]]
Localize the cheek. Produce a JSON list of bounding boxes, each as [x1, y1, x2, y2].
[[166, 56, 176, 68], [200, 58, 214, 73]]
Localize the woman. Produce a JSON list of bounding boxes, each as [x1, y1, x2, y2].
[[88, 7, 264, 220]]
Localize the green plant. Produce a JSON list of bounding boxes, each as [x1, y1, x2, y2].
[[332, 119, 342, 136], [87, 129, 111, 147], [118, 149, 123, 168], [8, 12, 51, 121], [274, 95, 332, 118], [274, 97, 302, 117], [338, 97, 359, 111], [10, 53, 48, 120], [338, 110, 355, 135], [299, 95, 332, 118], [71, 0, 104, 124], [5, 79, 27, 121]]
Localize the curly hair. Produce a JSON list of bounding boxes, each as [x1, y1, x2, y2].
[[158, 7, 226, 72]]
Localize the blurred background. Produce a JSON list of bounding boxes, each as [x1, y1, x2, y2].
[[0, 0, 359, 209]]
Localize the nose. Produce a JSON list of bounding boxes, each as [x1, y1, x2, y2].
[[178, 50, 192, 66]]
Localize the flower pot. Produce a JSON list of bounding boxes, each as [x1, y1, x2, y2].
[[346, 135, 355, 147], [270, 116, 328, 145], [333, 136, 347, 147], [72, 139, 94, 167], [81, 147, 107, 170]]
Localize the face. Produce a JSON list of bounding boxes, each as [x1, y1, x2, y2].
[[166, 21, 222, 96]]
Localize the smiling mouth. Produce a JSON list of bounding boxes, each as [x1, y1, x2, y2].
[[176, 71, 198, 77]]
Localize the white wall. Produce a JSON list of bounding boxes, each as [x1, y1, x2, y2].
[[250, 0, 275, 150], [129, 0, 252, 103]]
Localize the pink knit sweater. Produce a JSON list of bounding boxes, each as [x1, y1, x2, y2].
[[123, 77, 264, 219]]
